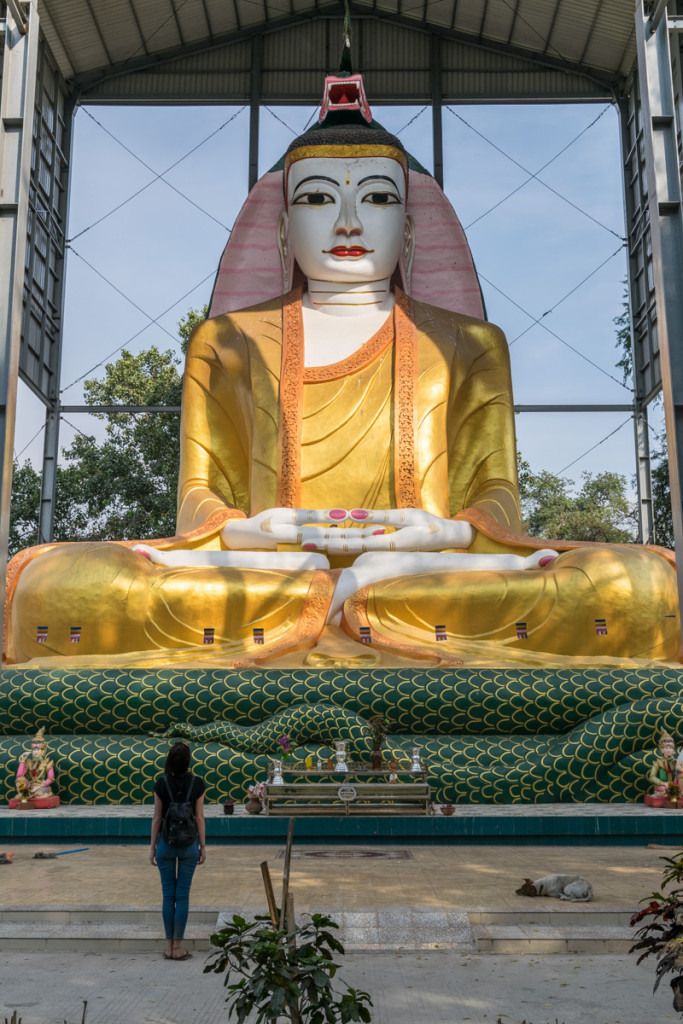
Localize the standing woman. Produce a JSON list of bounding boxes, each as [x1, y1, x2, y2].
[[150, 741, 206, 960]]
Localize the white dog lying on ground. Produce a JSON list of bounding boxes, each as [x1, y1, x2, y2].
[[515, 874, 594, 901]]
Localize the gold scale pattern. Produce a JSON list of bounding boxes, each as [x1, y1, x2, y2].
[[1, 667, 682, 804]]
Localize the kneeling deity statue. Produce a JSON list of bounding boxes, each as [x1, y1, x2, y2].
[[4, 66, 679, 669], [646, 729, 678, 802], [10, 729, 59, 808]]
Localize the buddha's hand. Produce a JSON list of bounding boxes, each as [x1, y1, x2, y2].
[[246, 505, 475, 552], [221, 507, 386, 551]]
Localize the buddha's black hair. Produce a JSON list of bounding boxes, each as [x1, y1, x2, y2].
[[285, 120, 406, 158]]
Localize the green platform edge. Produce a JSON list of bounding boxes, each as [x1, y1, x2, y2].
[[3, 665, 683, 812], [3, 810, 683, 847]]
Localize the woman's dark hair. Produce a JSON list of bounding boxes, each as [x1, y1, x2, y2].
[[165, 741, 191, 777]]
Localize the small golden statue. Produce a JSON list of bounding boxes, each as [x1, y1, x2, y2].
[[9, 729, 60, 809], [646, 729, 678, 804]]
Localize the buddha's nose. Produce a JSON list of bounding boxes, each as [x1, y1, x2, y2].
[[334, 195, 362, 236]]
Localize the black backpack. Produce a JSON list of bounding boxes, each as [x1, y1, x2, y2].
[[161, 775, 199, 848]]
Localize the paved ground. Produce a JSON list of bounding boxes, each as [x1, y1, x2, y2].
[[0, 838, 671, 911], [0, 949, 677, 1024], [2, 820, 682, 1022]]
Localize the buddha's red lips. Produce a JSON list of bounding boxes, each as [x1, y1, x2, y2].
[[324, 246, 373, 257]]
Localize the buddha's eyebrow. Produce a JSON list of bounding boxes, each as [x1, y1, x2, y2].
[[292, 175, 339, 195], [357, 175, 401, 188]]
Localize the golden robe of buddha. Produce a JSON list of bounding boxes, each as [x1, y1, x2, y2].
[[4, 118, 680, 669]]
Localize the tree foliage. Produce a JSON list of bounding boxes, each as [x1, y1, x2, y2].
[[518, 454, 637, 543]]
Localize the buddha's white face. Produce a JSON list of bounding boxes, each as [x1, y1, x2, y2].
[[283, 156, 408, 283]]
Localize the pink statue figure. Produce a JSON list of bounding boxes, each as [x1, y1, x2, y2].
[[10, 729, 60, 809]]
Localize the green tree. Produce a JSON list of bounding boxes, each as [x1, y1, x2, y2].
[[518, 456, 637, 543], [8, 306, 207, 554]]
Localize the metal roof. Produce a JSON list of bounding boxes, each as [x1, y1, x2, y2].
[[34, 0, 638, 104]]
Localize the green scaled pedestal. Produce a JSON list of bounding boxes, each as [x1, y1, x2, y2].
[[1, 666, 682, 805]]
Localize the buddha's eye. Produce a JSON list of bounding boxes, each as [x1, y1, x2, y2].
[[362, 191, 401, 206], [291, 191, 334, 206]]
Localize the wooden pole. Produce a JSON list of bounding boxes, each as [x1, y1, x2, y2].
[[260, 861, 279, 928], [279, 817, 295, 930]]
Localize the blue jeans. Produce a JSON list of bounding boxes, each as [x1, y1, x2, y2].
[[156, 838, 199, 940]]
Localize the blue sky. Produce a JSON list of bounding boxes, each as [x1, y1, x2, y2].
[[15, 98, 651, 491]]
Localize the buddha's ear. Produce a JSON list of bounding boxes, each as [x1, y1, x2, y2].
[[399, 213, 415, 294], [277, 210, 293, 293]]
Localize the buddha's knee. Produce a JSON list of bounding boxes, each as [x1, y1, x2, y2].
[[8, 542, 159, 659]]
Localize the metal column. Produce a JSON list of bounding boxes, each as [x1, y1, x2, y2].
[[0, 0, 39, 619], [35, 85, 75, 544], [431, 33, 443, 189], [248, 34, 262, 191], [618, 94, 656, 544], [635, 0, 683, 606]]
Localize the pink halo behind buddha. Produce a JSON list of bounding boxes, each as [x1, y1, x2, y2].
[[208, 167, 485, 320]]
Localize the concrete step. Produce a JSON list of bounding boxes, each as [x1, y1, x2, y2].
[[0, 904, 637, 954], [472, 922, 633, 954]]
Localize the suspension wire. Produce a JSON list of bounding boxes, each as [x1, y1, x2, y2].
[[109, 0, 194, 68], [61, 253, 215, 393], [555, 417, 633, 476], [508, 244, 625, 346], [464, 106, 612, 231], [446, 107, 624, 241], [395, 106, 429, 135], [61, 416, 98, 442], [69, 106, 246, 243], [301, 107, 319, 133], [264, 105, 299, 135], [14, 422, 46, 462], [496, 0, 578, 68], [477, 270, 631, 392]]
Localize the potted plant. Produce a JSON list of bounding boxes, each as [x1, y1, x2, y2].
[[630, 852, 683, 1013]]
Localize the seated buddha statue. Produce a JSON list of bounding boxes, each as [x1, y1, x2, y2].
[[4, 80, 680, 669]]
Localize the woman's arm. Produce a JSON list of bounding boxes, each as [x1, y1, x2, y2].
[[195, 793, 206, 864], [150, 792, 163, 865]]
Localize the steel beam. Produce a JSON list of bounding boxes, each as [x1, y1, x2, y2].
[[618, 93, 655, 545], [635, 0, 683, 615], [248, 33, 262, 191], [0, 0, 40, 636], [431, 33, 443, 189]]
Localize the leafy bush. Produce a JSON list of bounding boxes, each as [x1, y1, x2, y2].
[[205, 911, 372, 1024]]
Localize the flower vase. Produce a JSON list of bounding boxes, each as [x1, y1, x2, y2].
[[245, 797, 263, 814], [371, 749, 383, 771]]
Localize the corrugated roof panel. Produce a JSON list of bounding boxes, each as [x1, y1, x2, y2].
[[262, 69, 330, 102], [37, 5, 76, 78], [233, 0, 267, 30], [203, 0, 240, 34], [89, 0, 156, 64], [133, 0, 183, 55], [544, 0, 602, 65], [507, 0, 560, 56], [582, 4, 636, 76], [478, 0, 516, 45], [424, 0, 459, 31], [453, 0, 489, 38], [361, 20, 430, 73], [40, 0, 111, 74], [175, 0, 217, 45], [263, 20, 328, 79], [440, 36, 610, 100], [364, 69, 431, 102]]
